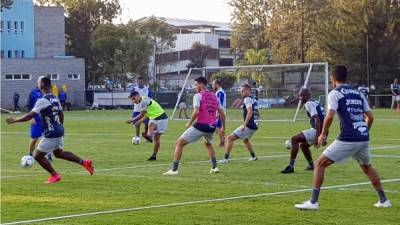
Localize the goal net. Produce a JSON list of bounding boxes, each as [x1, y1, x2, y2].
[[170, 63, 329, 122]]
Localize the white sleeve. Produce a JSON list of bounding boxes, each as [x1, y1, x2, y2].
[[360, 93, 371, 112], [140, 98, 151, 111], [327, 90, 342, 112], [390, 84, 393, 90], [32, 98, 51, 114], [305, 102, 318, 117], [193, 94, 201, 108], [243, 97, 253, 108]]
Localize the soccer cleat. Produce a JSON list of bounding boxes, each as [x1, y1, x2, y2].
[[248, 157, 258, 161], [374, 200, 392, 208], [147, 155, 157, 161], [281, 165, 294, 174], [294, 200, 319, 210], [46, 173, 61, 184], [82, 160, 94, 175], [210, 167, 220, 174], [305, 164, 314, 171], [163, 170, 178, 176], [142, 132, 153, 143], [218, 158, 230, 164]]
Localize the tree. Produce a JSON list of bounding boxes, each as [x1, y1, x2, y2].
[[36, 0, 121, 86], [211, 71, 236, 90], [187, 42, 213, 68], [235, 49, 271, 85], [0, 0, 13, 12]]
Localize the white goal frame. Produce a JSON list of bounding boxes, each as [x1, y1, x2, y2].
[[170, 62, 329, 122]]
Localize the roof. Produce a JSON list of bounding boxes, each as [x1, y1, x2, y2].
[[155, 17, 231, 32]]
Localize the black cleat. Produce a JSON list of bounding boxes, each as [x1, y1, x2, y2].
[[305, 164, 314, 171], [281, 165, 294, 174], [147, 155, 157, 161], [142, 132, 153, 143]]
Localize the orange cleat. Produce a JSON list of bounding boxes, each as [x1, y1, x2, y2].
[[46, 173, 61, 184]]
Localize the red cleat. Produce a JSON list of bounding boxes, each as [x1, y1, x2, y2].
[[82, 160, 94, 175], [46, 173, 61, 184]]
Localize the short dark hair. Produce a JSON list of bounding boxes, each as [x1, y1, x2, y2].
[[129, 91, 139, 98], [332, 65, 347, 82], [214, 79, 222, 86], [299, 87, 310, 95], [137, 77, 144, 80], [241, 84, 251, 90], [40, 76, 51, 88], [195, 77, 207, 86]]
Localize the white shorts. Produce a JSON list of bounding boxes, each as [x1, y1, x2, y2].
[[149, 119, 168, 134], [322, 140, 370, 165], [37, 137, 64, 153], [301, 128, 317, 145], [395, 95, 400, 101], [179, 126, 214, 144], [179, 102, 187, 109], [233, 126, 256, 140]]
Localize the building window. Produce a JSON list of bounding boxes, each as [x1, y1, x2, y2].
[[5, 74, 31, 80], [68, 74, 80, 80], [46, 74, 59, 80], [0, 21, 3, 32], [15, 50, 19, 58], [20, 21, 24, 33], [7, 50, 12, 58], [7, 21, 11, 32], [1, 50, 4, 58], [218, 38, 231, 48], [21, 50, 25, 58], [14, 21, 18, 33]]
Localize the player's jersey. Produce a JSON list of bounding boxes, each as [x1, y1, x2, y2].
[[192, 90, 221, 132], [139, 97, 167, 120], [32, 94, 64, 138], [328, 84, 370, 142], [242, 96, 259, 130], [357, 86, 369, 99], [391, 83, 400, 95], [304, 99, 325, 129], [132, 85, 152, 112], [27, 87, 42, 111], [215, 88, 226, 111]]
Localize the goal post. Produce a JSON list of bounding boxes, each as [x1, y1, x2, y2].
[[170, 62, 329, 122]]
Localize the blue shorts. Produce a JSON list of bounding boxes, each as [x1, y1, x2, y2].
[[132, 111, 149, 125], [30, 115, 43, 139], [216, 118, 222, 128]]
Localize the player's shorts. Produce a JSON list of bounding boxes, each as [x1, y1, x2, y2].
[[233, 126, 256, 140], [132, 111, 149, 125], [37, 137, 64, 153], [149, 118, 168, 134], [322, 140, 370, 165], [301, 128, 317, 145], [216, 118, 223, 128], [178, 102, 187, 110], [179, 126, 214, 144], [395, 95, 400, 101], [30, 115, 43, 139]]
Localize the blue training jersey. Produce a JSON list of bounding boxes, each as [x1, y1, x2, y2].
[[328, 84, 370, 142], [242, 96, 259, 130], [304, 99, 325, 129], [27, 87, 42, 111], [216, 88, 226, 110], [32, 94, 64, 138]]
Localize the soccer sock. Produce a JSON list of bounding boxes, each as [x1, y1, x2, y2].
[[224, 153, 230, 160], [310, 188, 320, 204], [211, 157, 217, 169], [377, 190, 387, 203], [308, 160, 314, 167], [172, 160, 179, 171], [79, 159, 83, 165], [289, 159, 296, 167], [249, 150, 256, 158]]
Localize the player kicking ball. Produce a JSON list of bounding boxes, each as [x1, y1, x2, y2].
[[281, 88, 325, 173], [163, 77, 225, 175], [6, 76, 94, 184], [295, 65, 391, 210], [219, 84, 259, 163], [127, 91, 168, 161]]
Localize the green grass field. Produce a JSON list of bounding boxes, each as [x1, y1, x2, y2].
[[1, 109, 399, 225]]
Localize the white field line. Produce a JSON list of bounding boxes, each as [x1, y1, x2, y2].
[[371, 154, 400, 158], [2, 178, 399, 225]]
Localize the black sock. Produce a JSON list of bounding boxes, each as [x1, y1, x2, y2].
[[310, 188, 320, 204], [172, 160, 179, 171], [211, 157, 217, 169], [377, 190, 387, 203], [289, 159, 295, 167], [79, 159, 83, 165], [224, 153, 230, 160], [308, 160, 314, 167], [249, 150, 256, 158]]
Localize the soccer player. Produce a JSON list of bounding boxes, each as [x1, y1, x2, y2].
[[390, 78, 400, 112], [219, 84, 259, 163], [212, 80, 226, 147], [163, 77, 225, 175], [6, 76, 93, 184], [357, 84, 369, 101], [127, 92, 168, 161], [281, 88, 324, 173], [295, 65, 391, 210], [130, 77, 153, 142]]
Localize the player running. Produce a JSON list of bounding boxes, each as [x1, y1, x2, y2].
[[281, 88, 324, 173], [219, 84, 259, 163], [212, 79, 226, 147], [6, 76, 94, 184], [295, 65, 391, 210], [127, 92, 168, 161], [130, 77, 153, 143], [163, 77, 225, 175]]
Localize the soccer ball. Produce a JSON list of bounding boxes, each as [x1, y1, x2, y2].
[[20, 155, 34, 168], [132, 136, 141, 145], [284, 140, 292, 150]]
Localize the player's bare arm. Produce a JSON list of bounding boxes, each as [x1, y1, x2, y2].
[[6, 111, 36, 124], [317, 109, 335, 148], [186, 106, 199, 128]]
